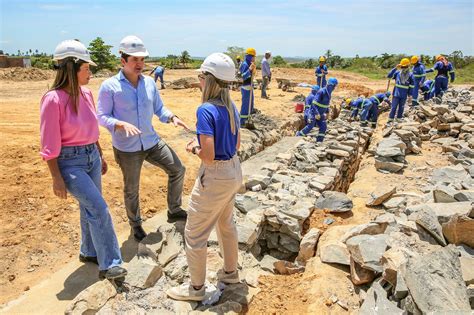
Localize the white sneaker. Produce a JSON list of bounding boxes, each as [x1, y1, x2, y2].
[[166, 283, 206, 301], [217, 269, 240, 284]]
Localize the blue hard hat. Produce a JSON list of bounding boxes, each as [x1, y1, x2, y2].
[[385, 91, 391, 97], [312, 85, 320, 92], [328, 77, 338, 86]]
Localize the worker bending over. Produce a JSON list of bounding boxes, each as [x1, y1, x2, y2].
[[296, 78, 338, 142], [420, 79, 435, 101], [361, 92, 391, 128], [425, 55, 455, 98]]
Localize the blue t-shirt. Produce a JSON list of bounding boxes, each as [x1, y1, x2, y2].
[[196, 102, 240, 160]]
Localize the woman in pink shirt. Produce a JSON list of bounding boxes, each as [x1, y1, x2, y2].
[[40, 40, 126, 280]]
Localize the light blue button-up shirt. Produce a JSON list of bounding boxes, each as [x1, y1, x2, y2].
[[97, 70, 173, 152], [261, 57, 271, 77]]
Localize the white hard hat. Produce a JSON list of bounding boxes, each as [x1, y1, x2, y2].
[[266, 50, 271, 54], [198, 53, 236, 82], [53, 40, 97, 66], [118, 35, 149, 57]]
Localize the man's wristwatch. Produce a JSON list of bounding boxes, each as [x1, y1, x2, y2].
[[168, 115, 177, 123], [191, 146, 201, 155]]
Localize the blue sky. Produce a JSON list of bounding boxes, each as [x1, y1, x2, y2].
[[1, 0, 473, 57]]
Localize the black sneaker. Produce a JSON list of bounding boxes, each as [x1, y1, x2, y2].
[[79, 254, 98, 265], [131, 226, 147, 242], [167, 209, 188, 222], [99, 266, 127, 280]]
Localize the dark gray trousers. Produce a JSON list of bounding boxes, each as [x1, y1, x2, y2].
[[113, 140, 186, 227]]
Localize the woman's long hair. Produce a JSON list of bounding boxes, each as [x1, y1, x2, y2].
[[50, 57, 85, 114], [201, 73, 236, 134]]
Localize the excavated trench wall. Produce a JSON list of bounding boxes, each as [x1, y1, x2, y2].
[[232, 113, 374, 260]]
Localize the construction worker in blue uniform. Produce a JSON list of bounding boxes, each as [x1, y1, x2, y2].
[[410, 55, 425, 107], [387, 58, 415, 124], [296, 78, 338, 142], [420, 79, 435, 101], [425, 55, 455, 98], [315, 56, 328, 87], [239, 48, 257, 128], [304, 85, 320, 124], [345, 97, 367, 121], [361, 92, 392, 128]]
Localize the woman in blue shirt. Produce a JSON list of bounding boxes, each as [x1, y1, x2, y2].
[[167, 53, 242, 302]]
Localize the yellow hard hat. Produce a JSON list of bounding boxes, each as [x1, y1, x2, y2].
[[245, 48, 256, 56], [436, 54, 443, 61], [399, 58, 410, 67], [319, 56, 326, 62], [410, 55, 419, 64], [236, 55, 241, 60], [345, 98, 352, 105]]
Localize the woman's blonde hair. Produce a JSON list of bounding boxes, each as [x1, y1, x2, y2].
[[201, 73, 237, 134], [50, 57, 86, 114]]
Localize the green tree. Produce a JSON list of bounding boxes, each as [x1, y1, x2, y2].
[[180, 50, 191, 66], [272, 55, 287, 66], [225, 46, 245, 60], [88, 37, 117, 72]]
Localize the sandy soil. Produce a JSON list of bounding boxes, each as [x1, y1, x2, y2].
[[0, 66, 450, 308]]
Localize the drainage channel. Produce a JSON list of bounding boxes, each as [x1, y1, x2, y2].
[[225, 110, 374, 261]]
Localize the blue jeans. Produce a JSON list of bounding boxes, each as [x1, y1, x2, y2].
[[154, 72, 164, 87], [58, 144, 122, 271]]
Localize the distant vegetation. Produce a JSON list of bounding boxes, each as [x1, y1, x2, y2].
[[8, 42, 473, 83]]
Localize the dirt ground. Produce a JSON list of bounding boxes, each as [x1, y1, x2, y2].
[[0, 66, 457, 308]]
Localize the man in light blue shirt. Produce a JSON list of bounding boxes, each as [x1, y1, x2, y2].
[[97, 35, 190, 241], [150, 65, 165, 89], [261, 51, 272, 99]]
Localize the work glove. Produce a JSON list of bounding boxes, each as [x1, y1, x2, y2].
[[307, 117, 313, 124], [315, 114, 321, 121]]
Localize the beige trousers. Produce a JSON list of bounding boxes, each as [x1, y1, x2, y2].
[[185, 155, 242, 286]]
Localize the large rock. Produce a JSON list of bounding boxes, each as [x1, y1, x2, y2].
[[315, 191, 353, 213], [65, 280, 117, 315], [381, 247, 412, 285], [127, 256, 163, 289], [460, 256, 474, 285], [349, 256, 376, 285], [341, 222, 388, 243], [406, 202, 473, 224], [158, 230, 182, 267], [431, 165, 472, 187], [235, 194, 260, 213], [296, 228, 321, 264], [375, 157, 405, 173], [359, 281, 403, 315], [409, 208, 447, 246], [366, 186, 397, 206], [432, 185, 459, 203], [317, 225, 354, 266], [442, 214, 474, 247], [346, 234, 389, 273], [404, 246, 471, 313]]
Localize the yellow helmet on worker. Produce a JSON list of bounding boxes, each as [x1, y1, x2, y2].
[[319, 56, 326, 62], [436, 54, 444, 61], [410, 55, 419, 65], [344, 98, 352, 105], [245, 48, 256, 56], [399, 58, 410, 67]]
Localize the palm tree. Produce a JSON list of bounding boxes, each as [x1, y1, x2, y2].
[[180, 50, 191, 66], [325, 49, 333, 60]]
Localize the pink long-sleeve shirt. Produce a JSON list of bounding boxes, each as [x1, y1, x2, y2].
[[40, 87, 99, 160]]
